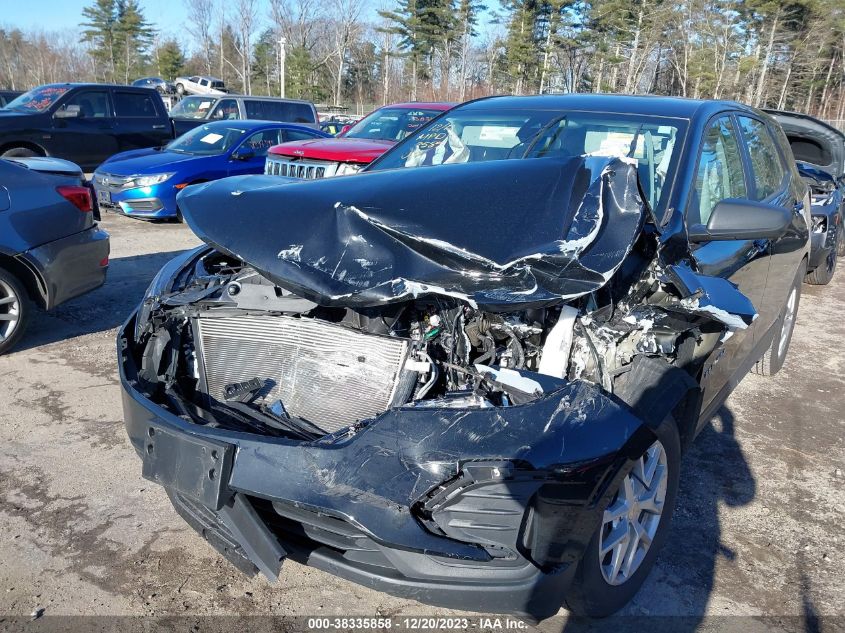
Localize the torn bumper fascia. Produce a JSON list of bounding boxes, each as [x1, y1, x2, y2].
[[119, 311, 668, 616]]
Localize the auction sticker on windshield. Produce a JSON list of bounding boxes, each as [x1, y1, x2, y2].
[[200, 133, 223, 144]]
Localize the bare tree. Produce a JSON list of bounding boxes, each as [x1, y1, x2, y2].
[[184, 0, 216, 74]]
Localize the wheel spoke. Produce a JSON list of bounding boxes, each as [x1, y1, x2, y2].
[[0, 296, 15, 306], [600, 520, 629, 557], [0, 314, 17, 321], [603, 498, 628, 524]]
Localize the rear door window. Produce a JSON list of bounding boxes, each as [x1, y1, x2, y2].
[[114, 91, 158, 117], [736, 116, 786, 200], [283, 129, 321, 142], [689, 116, 747, 225], [240, 129, 282, 156], [244, 100, 265, 119]]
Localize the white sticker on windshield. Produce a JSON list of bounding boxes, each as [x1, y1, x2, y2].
[[200, 133, 223, 144], [199, 101, 212, 110]]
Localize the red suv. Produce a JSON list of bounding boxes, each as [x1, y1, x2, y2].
[[264, 102, 453, 179]]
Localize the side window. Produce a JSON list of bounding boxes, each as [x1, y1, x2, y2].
[[736, 116, 786, 200], [199, 78, 209, 87], [211, 99, 239, 120], [114, 91, 157, 117], [240, 129, 281, 157], [690, 116, 747, 226], [189, 76, 199, 83], [283, 129, 320, 142], [61, 90, 111, 118], [244, 100, 264, 119]]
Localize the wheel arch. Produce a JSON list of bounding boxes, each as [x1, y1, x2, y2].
[[0, 140, 47, 157], [0, 252, 47, 308]]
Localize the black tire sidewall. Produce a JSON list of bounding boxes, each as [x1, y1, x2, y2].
[[0, 268, 30, 355], [565, 417, 681, 617], [2, 147, 38, 158]]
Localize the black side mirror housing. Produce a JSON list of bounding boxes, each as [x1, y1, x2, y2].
[[231, 148, 255, 161], [688, 199, 793, 242]]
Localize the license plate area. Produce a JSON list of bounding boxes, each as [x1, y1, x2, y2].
[[96, 189, 111, 206], [142, 425, 234, 510]]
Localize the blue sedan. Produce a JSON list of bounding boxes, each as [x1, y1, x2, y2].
[[92, 120, 330, 220]]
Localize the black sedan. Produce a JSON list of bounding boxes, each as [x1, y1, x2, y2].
[[118, 94, 809, 618], [0, 157, 110, 354]]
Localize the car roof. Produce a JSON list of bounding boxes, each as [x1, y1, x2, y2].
[[194, 119, 321, 133], [36, 82, 154, 91], [381, 102, 454, 110], [456, 93, 759, 120]]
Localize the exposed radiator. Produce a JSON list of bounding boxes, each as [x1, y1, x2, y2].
[[195, 314, 411, 434]]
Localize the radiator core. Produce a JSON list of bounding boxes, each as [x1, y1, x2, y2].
[[195, 314, 411, 434]]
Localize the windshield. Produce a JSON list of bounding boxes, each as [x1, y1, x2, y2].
[[372, 109, 685, 212], [344, 107, 445, 142], [170, 96, 217, 119], [167, 125, 244, 155], [4, 85, 70, 113]]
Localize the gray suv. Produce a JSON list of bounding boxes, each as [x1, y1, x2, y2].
[[170, 95, 318, 136]]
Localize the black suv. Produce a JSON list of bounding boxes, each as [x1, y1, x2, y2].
[[0, 83, 173, 171]]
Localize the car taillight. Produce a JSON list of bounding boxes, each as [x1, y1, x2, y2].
[[56, 185, 93, 213]]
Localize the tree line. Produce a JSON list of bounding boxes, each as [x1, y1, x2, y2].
[[0, 0, 842, 121]]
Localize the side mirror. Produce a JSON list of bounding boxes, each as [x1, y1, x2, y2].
[[688, 199, 793, 242], [231, 147, 255, 161], [54, 104, 81, 119]]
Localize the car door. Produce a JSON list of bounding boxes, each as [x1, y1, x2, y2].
[[686, 114, 770, 410], [51, 89, 119, 169], [734, 115, 808, 332], [112, 90, 171, 152], [228, 129, 282, 175]]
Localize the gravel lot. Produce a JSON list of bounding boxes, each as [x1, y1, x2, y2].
[[0, 214, 843, 628]]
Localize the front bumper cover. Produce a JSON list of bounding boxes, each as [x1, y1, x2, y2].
[[119, 311, 682, 617]]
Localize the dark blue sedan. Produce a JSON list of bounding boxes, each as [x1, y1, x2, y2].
[[92, 120, 330, 220]]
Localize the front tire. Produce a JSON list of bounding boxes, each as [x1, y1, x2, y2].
[[564, 417, 681, 617], [2, 146, 39, 159], [176, 83, 185, 95], [806, 229, 837, 285], [754, 259, 805, 376], [0, 268, 31, 355]]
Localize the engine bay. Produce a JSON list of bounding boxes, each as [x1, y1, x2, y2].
[[131, 241, 730, 440]]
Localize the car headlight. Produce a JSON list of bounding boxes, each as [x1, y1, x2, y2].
[[335, 163, 362, 176], [126, 172, 176, 189], [812, 215, 827, 233], [134, 246, 209, 340]]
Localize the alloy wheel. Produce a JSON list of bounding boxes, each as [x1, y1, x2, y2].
[[778, 285, 797, 358], [599, 439, 668, 585], [0, 278, 21, 343]]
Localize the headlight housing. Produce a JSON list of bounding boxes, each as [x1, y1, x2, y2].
[[126, 172, 176, 189], [335, 162, 363, 176]]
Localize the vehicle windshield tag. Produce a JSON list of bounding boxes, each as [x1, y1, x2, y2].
[[200, 133, 223, 144]]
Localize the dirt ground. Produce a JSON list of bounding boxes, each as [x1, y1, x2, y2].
[[0, 214, 843, 630]]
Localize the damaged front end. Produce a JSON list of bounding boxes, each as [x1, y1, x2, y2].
[[119, 155, 755, 616]]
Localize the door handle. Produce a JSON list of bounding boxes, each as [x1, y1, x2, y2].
[[152, 124, 166, 129]]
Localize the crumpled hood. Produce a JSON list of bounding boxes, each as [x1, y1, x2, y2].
[[179, 155, 645, 311]]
